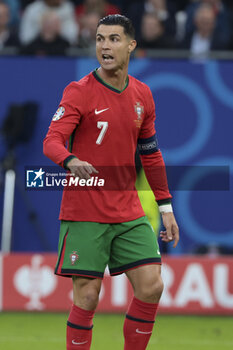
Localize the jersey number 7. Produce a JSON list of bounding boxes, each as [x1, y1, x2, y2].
[[96, 121, 108, 145]]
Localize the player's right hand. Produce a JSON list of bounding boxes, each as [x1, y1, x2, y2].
[[66, 157, 98, 180]]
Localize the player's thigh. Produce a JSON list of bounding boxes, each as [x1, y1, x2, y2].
[[109, 216, 161, 276], [55, 221, 113, 278], [126, 264, 163, 302]]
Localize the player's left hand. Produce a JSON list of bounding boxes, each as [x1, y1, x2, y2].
[[160, 212, 179, 248]]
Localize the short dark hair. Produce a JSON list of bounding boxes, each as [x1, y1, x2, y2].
[[97, 14, 135, 39]]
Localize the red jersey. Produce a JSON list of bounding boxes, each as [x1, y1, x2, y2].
[[43, 70, 171, 222]]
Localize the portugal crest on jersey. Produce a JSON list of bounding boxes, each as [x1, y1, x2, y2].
[[70, 251, 79, 265], [134, 102, 144, 128]]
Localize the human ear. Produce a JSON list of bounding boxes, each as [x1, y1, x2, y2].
[[128, 40, 137, 53]]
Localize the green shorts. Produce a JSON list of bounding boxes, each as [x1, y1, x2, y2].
[[55, 216, 161, 279]]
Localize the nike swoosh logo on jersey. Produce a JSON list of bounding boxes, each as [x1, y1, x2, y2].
[[72, 340, 88, 345], [136, 328, 152, 335], [95, 108, 109, 115]]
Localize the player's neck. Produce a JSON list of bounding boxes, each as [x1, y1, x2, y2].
[[97, 67, 128, 91]]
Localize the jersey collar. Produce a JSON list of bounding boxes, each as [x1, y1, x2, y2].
[[93, 69, 129, 94]]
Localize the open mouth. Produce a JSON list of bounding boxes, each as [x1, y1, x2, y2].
[[102, 54, 114, 62]]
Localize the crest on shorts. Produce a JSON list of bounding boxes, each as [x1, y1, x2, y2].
[[52, 106, 65, 121], [134, 102, 144, 128], [70, 251, 79, 265]]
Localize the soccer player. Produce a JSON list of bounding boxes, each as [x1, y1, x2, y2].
[[43, 14, 179, 350]]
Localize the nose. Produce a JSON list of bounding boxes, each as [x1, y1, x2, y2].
[[102, 39, 110, 50]]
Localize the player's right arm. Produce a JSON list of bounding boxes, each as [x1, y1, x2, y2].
[[43, 82, 97, 179]]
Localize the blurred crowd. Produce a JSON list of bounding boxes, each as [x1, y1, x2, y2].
[[0, 0, 233, 59]]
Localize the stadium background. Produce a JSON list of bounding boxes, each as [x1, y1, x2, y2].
[[0, 56, 232, 319]]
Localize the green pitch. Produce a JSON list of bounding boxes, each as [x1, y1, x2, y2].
[[0, 312, 233, 350]]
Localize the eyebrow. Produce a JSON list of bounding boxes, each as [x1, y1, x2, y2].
[[96, 33, 121, 39]]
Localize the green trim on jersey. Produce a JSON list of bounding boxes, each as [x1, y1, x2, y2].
[[69, 128, 76, 152], [93, 69, 129, 93], [55, 216, 161, 279]]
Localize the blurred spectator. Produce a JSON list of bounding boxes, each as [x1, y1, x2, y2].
[[75, 0, 121, 20], [127, 0, 176, 39], [77, 11, 100, 54], [184, 0, 232, 47], [20, 0, 79, 45], [21, 11, 70, 56], [75, 0, 120, 52], [180, 3, 228, 59], [0, 1, 19, 50], [137, 12, 175, 50], [3, 0, 20, 28], [175, 8, 187, 42]]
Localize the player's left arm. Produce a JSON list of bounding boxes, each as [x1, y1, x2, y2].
[[138, 86, 179, 247]]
